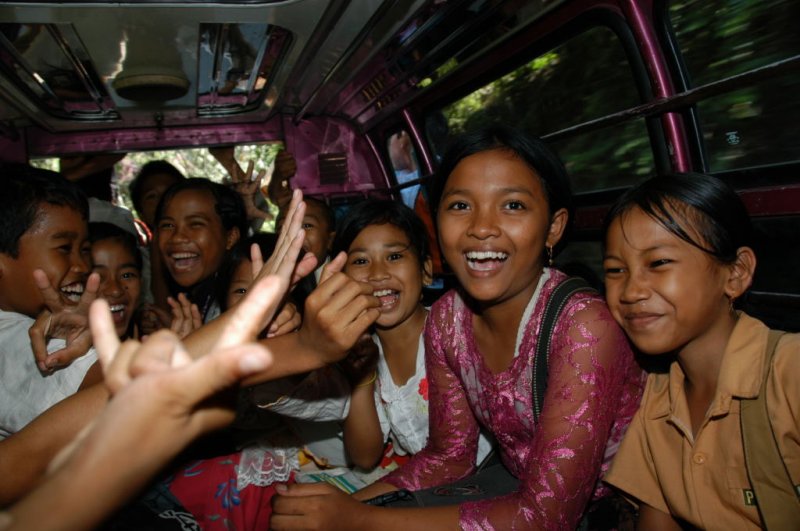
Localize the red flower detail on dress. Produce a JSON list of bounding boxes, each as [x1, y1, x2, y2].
[[418, 377, 428, 400]]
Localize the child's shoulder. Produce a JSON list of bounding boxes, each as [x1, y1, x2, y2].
[[767, 321, 800, 382], [543, 270, 609, 324], [0, 308, 33, 333]]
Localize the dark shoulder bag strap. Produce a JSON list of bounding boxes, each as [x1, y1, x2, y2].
[[532, 276, 596, 423], [740, 329, 800, 530]]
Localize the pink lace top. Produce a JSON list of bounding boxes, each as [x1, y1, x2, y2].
[[382, 269, 644, 530]]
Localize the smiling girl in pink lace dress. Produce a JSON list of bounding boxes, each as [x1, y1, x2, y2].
[[271, 126, 643, 530]]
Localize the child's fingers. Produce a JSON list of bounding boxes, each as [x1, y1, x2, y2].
[[75, 272, 100, 313], [275, 482, 339, 497], [245, 160, 255, 182], [46, 334, 94, 369], [263, 192, 305, 277], [250, 242, 265, 276], [90, 299, 121, 370], [318, 251, 346, 285], [274, 230, 310, 285], [103, 339, 141, 394], [33, 269, 64, 313], [255, 168, 266, 185], [127, 330, 183, 378], [215, 275, 284, 350], [177, 293, 194, 320], [266, 189, 305, 271], [190, 304, 203, 331], [267, 302, 301, 337], [28, 310, 53, 372], [292, 251, 318, 286]]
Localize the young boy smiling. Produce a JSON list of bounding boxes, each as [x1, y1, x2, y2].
[[0, 165, 100, 439]]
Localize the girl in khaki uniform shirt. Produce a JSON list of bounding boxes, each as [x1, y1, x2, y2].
[[601, 173, 800, 529]]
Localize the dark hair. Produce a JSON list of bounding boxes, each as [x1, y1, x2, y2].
[[155, 178, 248, 239], [429, 125, 573, 250], [332, 199, 430, 267], [129, 160, 185, 216], [304, 196, 336, 233], [431, 126, 572, 215], [603, 173, 753, 264], [89, 222, 143, 271], [217, 232, 278, 312], [0, 163, 89, 258]]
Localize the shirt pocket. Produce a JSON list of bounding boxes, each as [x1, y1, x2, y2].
[[726, 465, 757, 509]]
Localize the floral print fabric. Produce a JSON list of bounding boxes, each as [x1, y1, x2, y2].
[[383, 269, 644, 530]]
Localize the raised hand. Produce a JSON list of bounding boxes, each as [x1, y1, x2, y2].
[[91, 275, 285, 428], [266, 301, 301, 338], [210, 146, 273, 222], [297, 252, 381, 364], [253, 188, 317, 288], [167, 293, 203, 339], [29, 270, 100, 371]]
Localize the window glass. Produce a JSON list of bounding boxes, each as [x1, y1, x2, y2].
[[31, 143, 283, 231], [669, 0, 800, 171], [430, 25, 653, 193], [386, 129, 422, 209]]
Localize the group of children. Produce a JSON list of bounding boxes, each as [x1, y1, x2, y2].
[[0, 124, 797, 530]]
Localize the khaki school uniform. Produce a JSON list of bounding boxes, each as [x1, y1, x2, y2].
[[605, 313, 800, 529]]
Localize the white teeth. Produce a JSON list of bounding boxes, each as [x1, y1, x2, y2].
[[109, 304, 125, 313], [61, 283, 84, 294], [373, 289, 395, 297], [171, 252, 198, 259], [61, 283, 84, 302], [465, 251, 508, 260]]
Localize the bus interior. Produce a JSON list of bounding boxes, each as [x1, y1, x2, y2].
[[1, 0, 798, 330]]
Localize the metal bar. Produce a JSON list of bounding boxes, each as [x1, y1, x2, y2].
[[541, 54, 800, 143]]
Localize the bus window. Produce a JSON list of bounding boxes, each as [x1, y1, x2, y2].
[[667, 0, 800, 172], [386, 129, 421, 209], [31, 143, 283, 231], [433, 24, 654, 193]]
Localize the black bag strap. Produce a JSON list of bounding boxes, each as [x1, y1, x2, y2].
[[532, 276, 596, 423], [740, 329, 800, 529]]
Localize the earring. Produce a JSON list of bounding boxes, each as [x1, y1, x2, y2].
[[547, 245, 554, 267], [728, 294, 736, 314]]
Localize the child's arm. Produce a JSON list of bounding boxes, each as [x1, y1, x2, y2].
[[0, 382, 108, 507], [3, 285, 280, 531], [271, 482, 462, 531], [342, 337, 384, 469], [637, 504, 684, 530], [343, 376, 384, 469]]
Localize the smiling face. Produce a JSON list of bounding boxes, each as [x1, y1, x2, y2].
[[0, 203, 90, 317], [603, 206, 736, 357], [91, 238, 141, 338], [157, 189, 239, 288], [344, 223, 431, 331], [436, 148, 566, 311]]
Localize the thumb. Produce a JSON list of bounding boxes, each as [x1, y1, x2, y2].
[[181, 343, 273, 403], [318, 251, 346, 284]]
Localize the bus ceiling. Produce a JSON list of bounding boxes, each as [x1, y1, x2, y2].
[[0, 0, 602, 156]]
